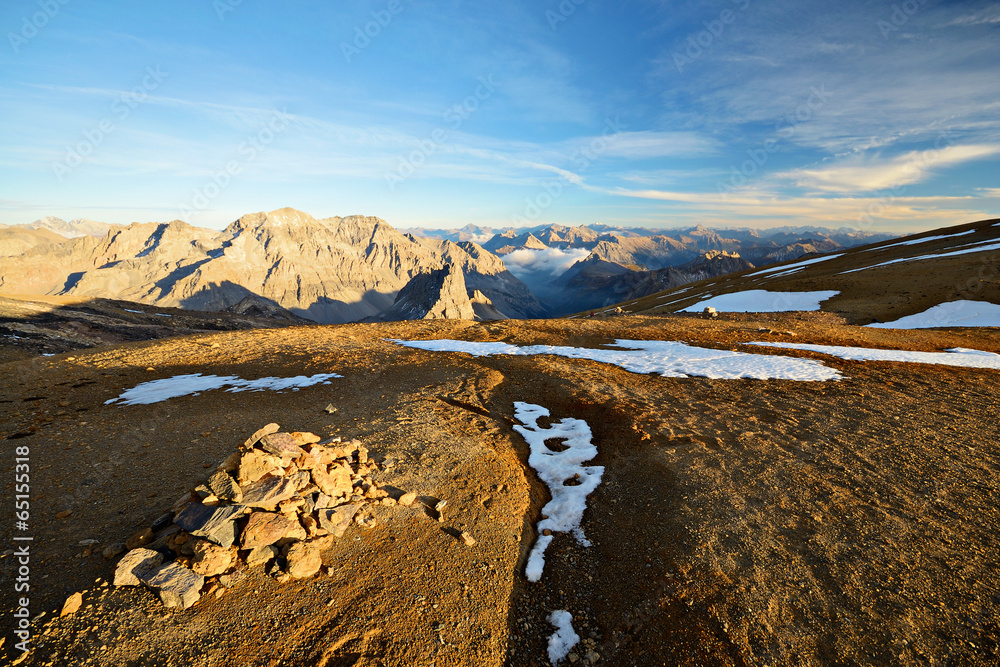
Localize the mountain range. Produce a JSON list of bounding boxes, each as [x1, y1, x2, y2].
[[1, 211, 895, 322]]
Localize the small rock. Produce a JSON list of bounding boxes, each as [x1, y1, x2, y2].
[[113, 548, 164, 586], [190, 540, 233, 577], [398, 492, 417, 507], [286, 542, 322, 579], [125, 528, 153, 551], [215, 450, 241, 473], [290, 432, 321, 446], [245, 545, 278, 568], [460, 531, 476, 547], [78, 538, 100, 547], [207, 470, 243, 503], [311, 463, 353, 498], [218, 560, 248, 587], [59, 592, 83, 617], [55, 510, 72, 519], [145, 562, 204, 610], [318, 504, 361, 538], [102, 543, 125, 560], [323, 404, 337, 414], [237, 449, 283, 485]]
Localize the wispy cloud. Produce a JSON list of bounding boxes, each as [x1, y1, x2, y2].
[[781, 144, 1000, 193]]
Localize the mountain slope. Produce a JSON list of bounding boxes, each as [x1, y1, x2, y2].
[[0, 208, 546, 324], [614, 218, 1000, 325]]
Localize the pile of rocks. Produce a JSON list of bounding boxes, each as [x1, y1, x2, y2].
[[113, 423, 422, 609]]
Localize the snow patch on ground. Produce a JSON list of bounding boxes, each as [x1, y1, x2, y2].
[[744, 254, 842, 277], [865, 300, 1000, 329], [842, 240, 1000, 274], [105, 372, 341, 406], [547, 610, 580, 664], [746, 342, 1000, 370], [866, 229, 976, 250], [392, 339, 843, 381], [679, 290, 839, 313], [514, 402, 603, 583]]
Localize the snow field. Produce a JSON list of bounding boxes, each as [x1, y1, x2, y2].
[[392, 339, 843, 381]]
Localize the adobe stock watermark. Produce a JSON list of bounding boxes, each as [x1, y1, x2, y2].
[[856, 130, 954, 230], [11, 443, 33, 655], [51, 65, 168, 183], [384, 75, 497, 192], [178, 109, 294, 221], [717, 84, 832, 197], [672, 0, 751, 73], [341, 0, 406, 63], [511, 116, 627, 225], [7, 0, 71, 54], [877, 0, 928, 39], [213, 0, 242, 21], [546, 0, 587, 30]]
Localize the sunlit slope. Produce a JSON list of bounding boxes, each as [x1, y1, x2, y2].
[[613, 218, 1000, 325]]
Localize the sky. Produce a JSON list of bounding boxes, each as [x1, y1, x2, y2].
[[1, 0, 998, 234]]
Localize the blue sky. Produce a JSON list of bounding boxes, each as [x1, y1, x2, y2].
[[1, 0, 998, 233]]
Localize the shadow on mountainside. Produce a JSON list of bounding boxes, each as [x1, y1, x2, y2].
[[0, 293, 316, 363]]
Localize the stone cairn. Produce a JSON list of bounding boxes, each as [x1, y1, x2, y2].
[[112, 423, 422, 610]]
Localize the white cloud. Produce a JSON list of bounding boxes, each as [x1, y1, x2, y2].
[[781, 144, 1000, 193], [502, 247, 591, 278]]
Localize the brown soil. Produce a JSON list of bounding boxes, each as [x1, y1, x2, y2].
[[1, 313, 998, 666]]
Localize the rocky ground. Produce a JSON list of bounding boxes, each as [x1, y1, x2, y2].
[[1, 313, 998, 666], [0, 294, 310, 364]]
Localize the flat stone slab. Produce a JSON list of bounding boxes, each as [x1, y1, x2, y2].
[[114, 548, 164, 586], [174, 502, 244, 548], [145, 562, 204, 609], [242, 423, 280, 450], [241, 475, 298, 508], [241, 511, 302, 549], [259, 432, 306, 462]]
